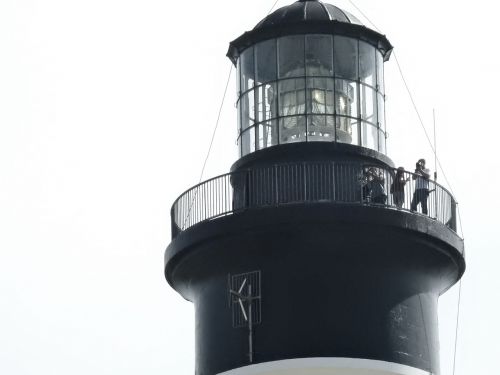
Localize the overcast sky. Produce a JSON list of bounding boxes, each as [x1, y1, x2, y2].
[[0, 0, 498, 374]]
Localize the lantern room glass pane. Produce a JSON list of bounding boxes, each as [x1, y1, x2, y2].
[[237, 60, 242, 134], [349, 118, 360, 146], [376, 50, 384, 93], [335, 116, 354, 144], [335, 117, 359, 146], [241, 126, 256, 155], [240, 90, 255, 131], [256, 40, 277, 84], [278, 36, 305, 78], [306, 35, 333, 77], [241, 47, 255, 92], [236, 59, 241, 95], [279, 78, 306, 116], [334, 36, 358, 80], [307, 77, 334, 114], [359, 41, 376, 87], [361, 121, 378, 150], [308, 115, 335, 142], [255, 83, 277, 123], [257, 120, 278, 150], [378, 129, 386, 154], [335, 79, 358, 119], [280, 116, 306, 144], [377, 93, 385, 129], [360, 84, 376, 125]]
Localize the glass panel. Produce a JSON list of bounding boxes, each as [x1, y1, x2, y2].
[[307, 77, 334, 114], [256, 39, 277, 84], [257, 120, 278, 150], [241, 126, 256, 156], [335, 116, 353, 144], [361, 121, 378, 150], [306, 35, 333, 77], [237, 96, 242, 134], [378, 129, 386, 154], [376, 50, 384, 93], [360, 84, 376, 125], [249, 126, 256, 154], [334, 36, 358, 80], [377, 92, 385, 130], [237, 60, 242, 134], [308, 115, 335, 141], [255, 83, 277, 123], [279, 78, 306, 116], [279, 116, 306, 144], [236, 59, 241, 95], [359, 41, 376, 87], [350, 117, 360, 146], [240, 90, 255, 131], [335, 79, 358, 119], [278, 36, 305, 78], [241, 47, 255, 92], [241, 128, 249, 155]]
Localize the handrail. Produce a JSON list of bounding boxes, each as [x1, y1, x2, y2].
[[170, 161, 458, 239]]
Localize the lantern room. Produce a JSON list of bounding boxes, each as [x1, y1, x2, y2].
[[227, 0, 393, 158]]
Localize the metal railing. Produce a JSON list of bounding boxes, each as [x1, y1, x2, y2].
[[171, 162, 457, 238]]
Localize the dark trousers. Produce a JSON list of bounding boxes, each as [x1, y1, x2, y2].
[[411, 189, 428, 214]]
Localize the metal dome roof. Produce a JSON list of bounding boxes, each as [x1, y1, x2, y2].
[[227, 0, 393, 65], [254, 0, 364, 30]]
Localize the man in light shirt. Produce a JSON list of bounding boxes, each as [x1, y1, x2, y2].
[[410, 158, 431, 215]]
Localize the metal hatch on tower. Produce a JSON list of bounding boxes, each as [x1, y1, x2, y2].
[[228, 271, 261, 363]]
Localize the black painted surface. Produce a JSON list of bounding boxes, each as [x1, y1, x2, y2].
[[166, 204, 464, 375], [230, 142, 395, 174], [227, 1, 393, 64]]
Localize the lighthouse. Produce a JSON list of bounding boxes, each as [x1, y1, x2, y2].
[[164, 1, 465, 375]]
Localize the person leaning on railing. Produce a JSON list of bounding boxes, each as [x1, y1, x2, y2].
[[390, 167, 410, 209], [410, 159, 431, 215], [364, 167, 387, 204]]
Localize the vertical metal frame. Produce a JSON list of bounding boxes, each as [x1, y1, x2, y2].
[[356, 39, 362, 147], [375, 49, 387, 154], [332, 34, 337, 142], [276, 37, 281, 146], [381, 52, 388, 154], [374, 47, 380, 153], [253, 45, 258, 151], [237, 59, 243, 157], [303, 34, 308, 142]]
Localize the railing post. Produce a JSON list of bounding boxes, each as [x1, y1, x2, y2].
[[303, 162, 307, 202], [433, 181, 438, 220], [359, 164, 363, 204], [274, 164, 279, 206], [449, 198, 457, 232], [245, 170, 250, 209]]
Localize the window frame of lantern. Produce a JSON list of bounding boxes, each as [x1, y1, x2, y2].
[[236, 33, 388, 156]]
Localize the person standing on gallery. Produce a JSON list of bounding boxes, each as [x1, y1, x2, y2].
[[410, 158, 431, 214], [391, 167, 409, 209]]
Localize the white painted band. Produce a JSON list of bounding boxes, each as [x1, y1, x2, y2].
[[217, 358, 432, 375]]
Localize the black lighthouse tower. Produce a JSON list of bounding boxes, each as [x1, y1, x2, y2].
[[165, 1, 465, 375]]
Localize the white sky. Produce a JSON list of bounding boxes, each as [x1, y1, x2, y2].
[[0, 0, 498, 374]]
